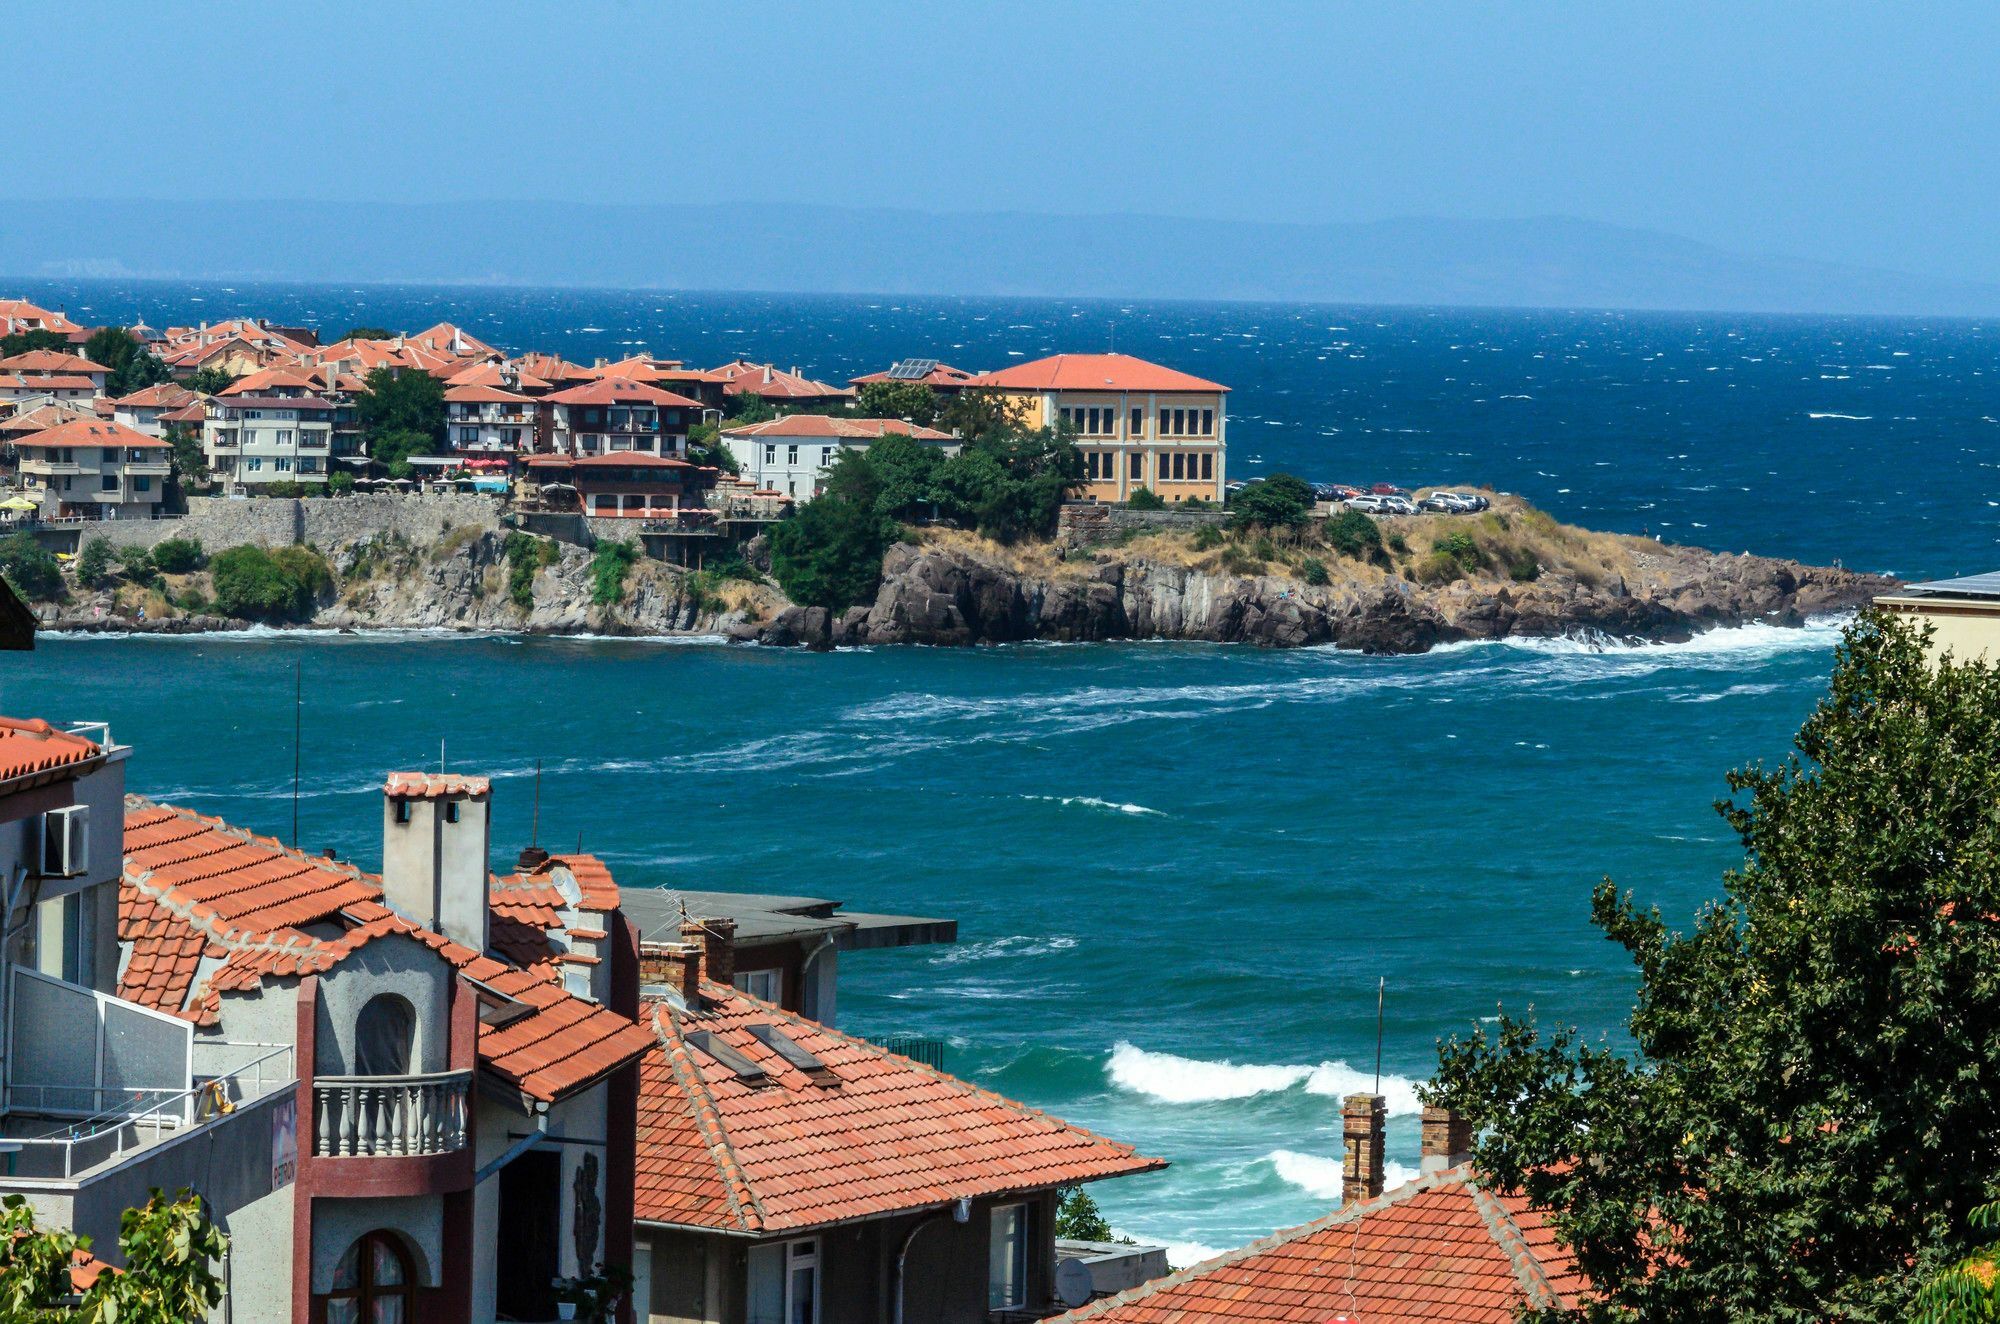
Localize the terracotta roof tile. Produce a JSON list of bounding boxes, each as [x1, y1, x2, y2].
[[0, 717, 100, 787], [721, 416, 952, 442], [1049, 1168, 1585, 1324], [963, 352, 1229, 395], [383, 771, 490, 800], [635, 986, 1163, 1233]]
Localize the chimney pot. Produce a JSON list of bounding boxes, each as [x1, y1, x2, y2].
[[380, 773, 492, 952], [680, 916, 736, 987], [641, 940, 704, 1006], [517, 844, 549, 872], [1342, 1093, 1387, 1205], [1420, 1104, 1475, 1175]]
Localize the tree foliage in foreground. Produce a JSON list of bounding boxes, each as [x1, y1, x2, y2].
[[1427, 612, 2000, 1322], [0, 533, 62, 601], [1, 1189, 226, 1322]]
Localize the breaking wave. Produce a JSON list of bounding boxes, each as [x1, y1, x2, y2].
[[1264, 1150, 1419, 1202], [1107, 1043, 1423, 1113]]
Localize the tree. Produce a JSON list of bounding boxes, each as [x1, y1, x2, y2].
[[590, 540, 638, 606], [0, 1189, 226, 1323], [181, 366, 237, 396], [1427, 612, 2000, 1323], [0, 328, 68, 358], [77, 537, 115, 586], [933, 427, 1082, 542], [723, 393, 778, 424], [149, 537, 205, 574], [83, 327, 169, 398], [1324, 508, 1383, 559], [768, 494, 896, 610], [339, 326, 396, 342], [1055, 1188, 1117, 1242], [209, 544, 328, 620], [356, 366, 445, 468], [1916, 1199, 2000, 1321], [163, 423, 207, 496], [1227, 474, 1314, 529], [684, 420, 739, 474], [0, 533, 61, 601], [856, 380, 941, 428], [835, 432, 947, 524], [936, 387, 1026, 441]]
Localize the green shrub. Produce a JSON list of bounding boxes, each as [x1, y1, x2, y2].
[[1508, 550, 1541, 583], [209, 544, 329, 620], [1414, 551, 1463, 586], [151, 537, 206, 574], [1227, 473, 1314, 529], [0, 533, 61, 601], [1126, 488, 1166, 511], [1252, 534, 1277, 561], [177, 587, 211, 614], [1191, 524, 1224, 552], [1180, 496, 1215, 511], [590, 540, 638, 606], [326, 470, 356, 496], [768, 496, 895, 610], [504, 532, 560, 609], [1300, 556, 1330, 586], [1434, 530, 1482, 572], [78, 537, 115, 585], [1219, 545, 1265, 577], [1387, 531, 1409, 554], [702, 547, 758, 583], [1324, 509, 1382, 560]]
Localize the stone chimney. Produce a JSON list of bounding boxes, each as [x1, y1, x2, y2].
[[1342, 1093, 1386, 1205], [1420, 1105, 1475, 1175], [380, 773, 492, 953], [681, 916, 736, 986]]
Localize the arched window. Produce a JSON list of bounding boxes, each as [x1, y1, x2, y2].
[[353, 994, 416, 1077], [323, 1231, 413, 1323]]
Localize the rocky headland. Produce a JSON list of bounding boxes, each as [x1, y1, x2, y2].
[[45, 495, 1893, 654]]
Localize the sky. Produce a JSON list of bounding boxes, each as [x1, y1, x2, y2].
[[20, 1, 2000, 283]]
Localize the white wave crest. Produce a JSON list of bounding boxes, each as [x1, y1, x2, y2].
[[1264, 1150, 1419, 1202], [1807, 412, 1872, 420], [929, 935, 1079, 966], [1025, 795, 1165, 817], [1108, 1043, 1423, 1111]]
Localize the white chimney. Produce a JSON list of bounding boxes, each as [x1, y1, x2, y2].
[[381, 773, 492, 953]]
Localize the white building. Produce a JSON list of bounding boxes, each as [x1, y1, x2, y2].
[[721, 415, 957, 501], [202, 367, 336, 491], [13, 418, 169, 519]]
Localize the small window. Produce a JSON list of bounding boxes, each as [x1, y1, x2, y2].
[[734, 968, 783, 1003], [1202, 408, 1215, 435], [1202, 453, 1214, 480], [1129, 407, 1142, 435], [354, 994, 416, 1077], [989, 1203, 1030, 1310], [444, 801, 461, 824], [393, 799, 412, 824], [748, 1239, 818, 1324], [1129, 452, 1144, 479], [787, 444, 799, 466]]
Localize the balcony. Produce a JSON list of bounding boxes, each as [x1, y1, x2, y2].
[[312, 1069, 471, 1158]]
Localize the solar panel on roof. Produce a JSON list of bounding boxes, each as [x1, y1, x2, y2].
[[887, 358, 937, 381], [747, 1023, 832, 1075], [1905, 572, 2000, 600]]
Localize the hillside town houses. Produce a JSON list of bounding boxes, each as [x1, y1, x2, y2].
[[0, 296, 1234, 527]]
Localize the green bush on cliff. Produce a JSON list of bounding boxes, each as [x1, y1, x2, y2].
[[1434, 529, 1482, 573], [210, 544, 329, 620], [1508, 549, 1540, 582], [505, 532, 560, 609], [1324, 509, 1382, 560], [1300, 556, 1330, 586], [150, 537, 206, 574], [1228, 473, 1314, 529], [1125, 487, 1166, 511], [1414, 551, 1463, 586], [769, 495, 895, 610], [78, 537, 115, 586], [0, 534, 61, 602], [590, 540, 638, 606]]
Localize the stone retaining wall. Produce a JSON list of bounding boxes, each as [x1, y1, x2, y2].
[[78, 494, 506, 554], [1057, 503, 1228, 546]]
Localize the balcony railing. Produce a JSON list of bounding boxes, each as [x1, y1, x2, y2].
[[312, 1069, 471, 1158]]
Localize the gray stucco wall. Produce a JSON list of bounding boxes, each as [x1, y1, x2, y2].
[[311, 1192, 444, 1292], [311, 932, 453, 1077]]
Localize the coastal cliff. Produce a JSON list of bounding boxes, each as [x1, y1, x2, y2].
[[738, 508, 1893, 652], [46, 500, 1891, 652]]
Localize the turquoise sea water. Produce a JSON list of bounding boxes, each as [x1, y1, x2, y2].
[[12, 280, 1999, 1258]]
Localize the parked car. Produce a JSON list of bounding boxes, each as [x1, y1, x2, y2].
[[1369, 482, 1407, 496], [1418, 491, 1478, 513], [1345, 493, 1415, 516]]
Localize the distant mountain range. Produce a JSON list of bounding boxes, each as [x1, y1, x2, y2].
[[10, 199, 1998, 317]]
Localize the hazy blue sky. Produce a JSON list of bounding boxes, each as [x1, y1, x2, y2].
[[23, 1, 2000, 282]]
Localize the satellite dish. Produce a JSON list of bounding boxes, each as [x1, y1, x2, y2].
[[1056, 1257, 1096, 1309]]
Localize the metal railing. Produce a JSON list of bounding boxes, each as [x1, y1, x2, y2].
[[0, 1044, 295, 1183], [880, 1035, 948, 1071], [312, 1069, 471, 1158]]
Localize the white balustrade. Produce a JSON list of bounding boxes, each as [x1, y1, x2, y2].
[[311, 1070, 471, 1157]]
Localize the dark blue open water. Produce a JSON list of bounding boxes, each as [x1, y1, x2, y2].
[[12, 280, 2000, 1258]]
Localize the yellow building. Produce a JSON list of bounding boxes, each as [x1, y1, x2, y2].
[[960, 352, 1228, 502], [1876, 574, 2000, 664]]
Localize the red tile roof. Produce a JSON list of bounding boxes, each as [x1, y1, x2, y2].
[[13, 418, 168, 450], [722, 416, 953, 441], [1050, 1168, 1586, 1324], [0, 402, 95, 435], [515, 353, 597, 384], [0, 717, 102, 789], [849, 362, 978, 389], [0, 350, 103, 376], [709, 361, 855, 402], [634, 984, 1163, 1233], [445, 360, 552, 393], [0, 374, 100, 392], [545, 376, 706, 409], [0, 299, 83, 335], [445, 383, 536, 405], [384, 771, 490, 799], [404, 322, 498, 358], [111, 382, 200, 409], [217, 365, 322, 397], [963, 353, 1229, 394], [120, 799, 652, 1102]]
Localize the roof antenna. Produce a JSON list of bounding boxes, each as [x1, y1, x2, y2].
[[1374, 976, 1386, 1095], [291, 658, 302, 849], [530, 758, 543, 849]]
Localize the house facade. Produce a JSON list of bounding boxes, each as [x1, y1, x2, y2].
[[13, 418, 169, 519], [720, 416, 958, 501], [1875, 574, 2000, 665], [0, 350, 109, 398], [444, 383, 540, 457], [110, 383, 203, 437], [203, 368, 337, 491], [546, 378, 708, 460], [959, 354, 1228, 504], [526, 452, 710, 519]]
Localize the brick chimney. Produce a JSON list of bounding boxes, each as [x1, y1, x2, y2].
[[380, 773, 491, 953], [640, 941, 703, 1006], [681, 916, 736, 986], [1420, 1105, 1475, 1175], [1342, 1093, 1386, 1205]]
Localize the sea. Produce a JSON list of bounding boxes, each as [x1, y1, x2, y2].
[[12, 279, 2000, 1262]]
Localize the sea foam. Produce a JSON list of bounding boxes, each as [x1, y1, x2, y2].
[[1264, 1150, 1419, 1201], [1108, 1042, 1423, 1113]]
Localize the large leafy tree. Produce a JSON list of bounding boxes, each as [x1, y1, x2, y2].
[[933, 426, 1082, 542], [1, 1189, 226, 1322], [356, 365, 445, 475], [856, 380, 941, 428], [1227, 473, 1314, 529], [83, 326, 170, 397], [936, 387, 1026, 441], [0, 328, 68, 357], [768, 463, 897, 612], [1428, 612, 2000, 1322]]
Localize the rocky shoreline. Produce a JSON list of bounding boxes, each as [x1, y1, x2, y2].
[[40, 511, 1895, 654]]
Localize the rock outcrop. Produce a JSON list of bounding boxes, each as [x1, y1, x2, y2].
[[738, 538, 1893, 653]]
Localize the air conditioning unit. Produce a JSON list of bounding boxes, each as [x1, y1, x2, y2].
[[40, 805, 88, 878]]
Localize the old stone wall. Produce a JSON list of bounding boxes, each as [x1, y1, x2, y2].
[[78, 494, 505, 554], [1057, 502, 1228, 546]]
